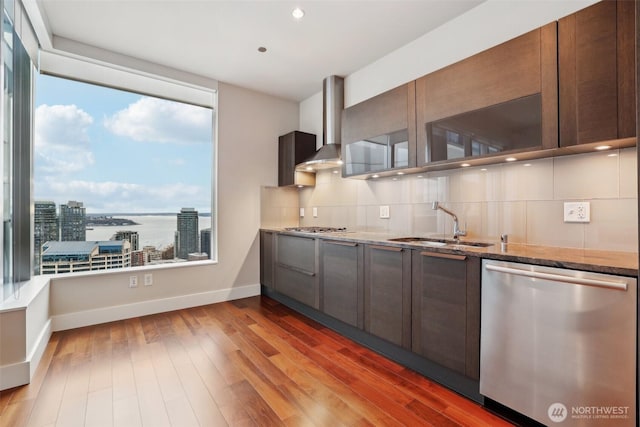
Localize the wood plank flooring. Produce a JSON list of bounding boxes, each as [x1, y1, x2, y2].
[[0, 296, 514, 426]]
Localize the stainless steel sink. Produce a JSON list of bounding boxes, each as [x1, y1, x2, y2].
[[388, 237, 493, 248]]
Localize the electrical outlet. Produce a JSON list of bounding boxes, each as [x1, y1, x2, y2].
[[380, 205, 390, 219], [312, 207, 318, 218], [144, 273, 153, 286], [129, 275, 138, 288], [299, 207, 305, 217], [564, 202, 590, 223]]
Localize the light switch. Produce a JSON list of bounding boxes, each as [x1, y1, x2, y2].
[[312, 207, 318, 218], [380, 205, 390, 219], [564, 202, 590, 223], [300, 207, 305, 217]]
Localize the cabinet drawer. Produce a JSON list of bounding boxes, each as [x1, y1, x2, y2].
[[277, 234, 316, 272], [275, 264, 318, 308]]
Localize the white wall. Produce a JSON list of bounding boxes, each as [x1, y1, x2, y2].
[[299, 0, 598, 130], [50, 82, 299, 329]]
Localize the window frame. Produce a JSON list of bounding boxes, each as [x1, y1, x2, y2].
[[31, 51, 219, 278]]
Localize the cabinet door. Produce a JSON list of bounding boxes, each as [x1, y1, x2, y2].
[[412, 251, 480, 380], [363, 245, 412, 348], [320, 240, 364, 328], [559, 0, 636, 146], [416, 23, 558, 165], [260, 231, 275, 288], [275, 234, 319, 308], [278, 131, 317, 186], [342, 82, 416, 176]]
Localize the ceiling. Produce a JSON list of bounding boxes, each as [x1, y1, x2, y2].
[[34, 0, 484, 101]]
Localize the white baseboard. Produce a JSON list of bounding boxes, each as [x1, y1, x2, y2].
[[0, 319, 52, 391], [29, 319, 52, 378], [51, 283, 261, 331], [0, 361, 30, 390]]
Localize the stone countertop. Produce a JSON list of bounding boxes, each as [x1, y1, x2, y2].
[[262, 228, 639, 277]]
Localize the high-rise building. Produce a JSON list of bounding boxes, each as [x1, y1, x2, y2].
[[60, 201, 86, 241], [200, 228, 212, 258], [175, 208, 198, 259], [34, 201, 59, 273], [112, 230, 139, 251], [40, 240, 131, 274]]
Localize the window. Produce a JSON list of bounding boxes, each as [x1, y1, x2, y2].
[[33, 74, 214, 275]]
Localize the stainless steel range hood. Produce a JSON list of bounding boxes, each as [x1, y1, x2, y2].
[[297, 75, 344, 170]]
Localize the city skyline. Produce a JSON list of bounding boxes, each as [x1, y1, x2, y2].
[[34, 74, 213, 214]]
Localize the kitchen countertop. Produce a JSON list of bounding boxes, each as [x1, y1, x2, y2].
[[262, 228, 639, 277]]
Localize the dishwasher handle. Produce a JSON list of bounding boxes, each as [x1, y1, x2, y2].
[[485, 263, 628, 291]]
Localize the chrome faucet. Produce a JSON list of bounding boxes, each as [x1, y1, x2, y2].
[[432, 201, 467, 240]]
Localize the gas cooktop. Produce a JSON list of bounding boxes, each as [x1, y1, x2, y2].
[[284, 226, 347, 233]]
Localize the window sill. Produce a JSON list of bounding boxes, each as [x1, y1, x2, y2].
[[0, 276, 51, 314]]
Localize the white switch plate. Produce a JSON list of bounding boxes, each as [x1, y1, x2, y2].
[[564, 202, 590, 223], [380, 205, 390, 219], [312, 207, 318, 218], [144, 273, 153, 286], [299, 207, 305, 217], [129, 275, 138, 288]]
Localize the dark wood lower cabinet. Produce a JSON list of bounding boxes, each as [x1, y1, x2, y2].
[[412, 250, 480, 380], [364, 244, 412, 349], [259, 231, 275, 288], [320, 240, 364, 328], [274, 234, 319, 309]]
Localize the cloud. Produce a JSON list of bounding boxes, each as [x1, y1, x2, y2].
[[36, 177, 210, 213], [104, 97, 211, 144], [34, 104, 95, 173]]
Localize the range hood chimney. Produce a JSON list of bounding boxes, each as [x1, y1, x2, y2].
[[298, 75, 344, 170]]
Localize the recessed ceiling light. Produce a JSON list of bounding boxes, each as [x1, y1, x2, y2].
[[417, 175, 423, 178], [305, 166, 313, 171], [607, 153, 618, 157], [481, 168, 487, 171], [292, 7, 305, 19], [505, 157, 517, 162], [595, 145, 612, 151], [337, 160, 344, 165], [257, 46, 267, 53], [461, 163, 471, 167], [332, 170, 339, 174], [397, 172, 404, 175], [372, 174, 379, 179], [297, 185, 304, 188], [523, 163, 532, 167]]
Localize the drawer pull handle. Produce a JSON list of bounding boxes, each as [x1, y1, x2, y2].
[[326, 241, 358, 247], [277, 263, 316, 277], [369, 245, 403, 252], [420, 251, 466, 261]]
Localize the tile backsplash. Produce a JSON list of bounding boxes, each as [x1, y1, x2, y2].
[[261, 147, 638, 252]]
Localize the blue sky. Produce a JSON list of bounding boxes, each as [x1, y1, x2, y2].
[[34, 74, 213, 214]]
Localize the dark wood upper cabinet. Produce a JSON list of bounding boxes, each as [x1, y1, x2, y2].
[[341, 82, 417, 177], [278, 131, 317, 187], [559, 0, 636, 146], [416, 23, 558, 166]]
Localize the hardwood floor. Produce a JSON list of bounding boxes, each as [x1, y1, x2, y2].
[[0, 296, 514, 426]]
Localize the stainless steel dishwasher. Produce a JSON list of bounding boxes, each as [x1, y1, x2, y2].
[[480, 260, 636, 426]]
